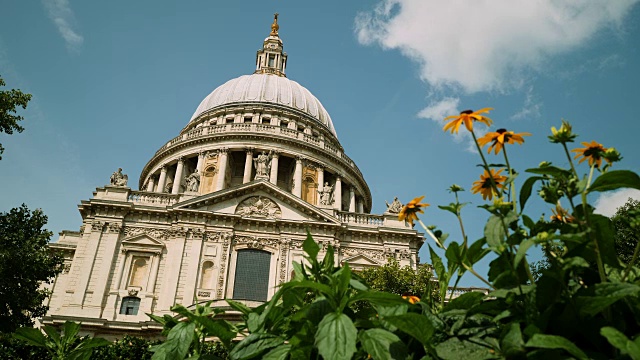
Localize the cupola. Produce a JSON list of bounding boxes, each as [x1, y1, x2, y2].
[[255, 13, 287, 77]]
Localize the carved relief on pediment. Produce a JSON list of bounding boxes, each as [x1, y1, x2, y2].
[[123, 226, 169, 240], [233, 235, 279, 250], [341, 247, 386, 261], [235, 196, 282, 219]]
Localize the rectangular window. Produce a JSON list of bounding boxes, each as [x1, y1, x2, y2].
[[244, 117, 253, 123], [233, 249, 271, 301], [119, 297, 140, 315], [268, 55, 275, 67], [226, 118, 234, 124]]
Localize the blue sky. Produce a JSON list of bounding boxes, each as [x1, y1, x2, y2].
[[1, 1, 639, 286]]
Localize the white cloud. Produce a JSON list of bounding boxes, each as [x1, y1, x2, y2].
[[42, 0, 83, 51], [594, 188, 640, 217], [355, 0, 639, 93], [417, 97, 459, 122], [511, 86, 542, 120]]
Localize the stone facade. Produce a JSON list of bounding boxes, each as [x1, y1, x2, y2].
[[42, 15, 424, 338]]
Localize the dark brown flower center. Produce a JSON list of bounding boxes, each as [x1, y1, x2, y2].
[[496, 128, 507, 134], [460, 109, 473, 115]]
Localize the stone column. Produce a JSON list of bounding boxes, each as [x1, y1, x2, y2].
[[317, 166, 324, 189], [172, 158, 184, 194], [334, 176, 342, 210], [293, 157, 303, 197], [147, 176, 155, 192], [196, 152, 205, 172], [357, 198, 364, 213], [243, 148, 254, 183], [270, 151, 279, 185], [157, 166, 168, 193], [349, 186, 356, 212], [215, 148, 229, 192]]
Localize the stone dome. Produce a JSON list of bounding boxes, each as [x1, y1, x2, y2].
[[189, 74, 337, 137]]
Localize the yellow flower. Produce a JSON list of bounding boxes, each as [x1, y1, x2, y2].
[[550, 204, 574, 224], [443, 108, 493, 134], [402, 293, 420, 304], [398, 196, 429, 225], [471, 169, 507, 200], [571, 141, 607, 168], [477, 128, 531, 154]]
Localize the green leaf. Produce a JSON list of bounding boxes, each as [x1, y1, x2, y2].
[[466, 238, 489, 266], [600, 327, 640, 359], [349, 291, 406, 307], [526, 166, 572, 178], [484, 212, 518, 253], [359, 328, 406, 360], [525, 334, 588, 360], [13, 327, 47, 347], [229, 333, 284, 360], [226, 299, 253, 316], [576, 282, 640, 317], [520, 176, 542, 212], [303, 230, 320, 260], [349, 278, 368, 291], [282, 280, 335, 298], [151, 321, 196, 360], [588, 170, 640, 193], [522, 215, 535, 230], [314, 312, 357, 360], [383, 313, 435, 345], [199, 318, 236, 347], [443, 291, 484, 311], [435, 337, 497, 360], [500, 323, 525, 357], [262, 344, 292, 360], [590, 214, 620, 267], [514, 238, 544, 267]]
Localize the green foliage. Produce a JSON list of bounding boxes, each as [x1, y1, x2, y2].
[[0, 76, 31, 160], [92, 335, 159, 360], [0, 205, 64, 333], [13, 321, 110, 360], [359, 259, 439, 306], [612, 198, 640, 266], [147, 300, 237, 359]]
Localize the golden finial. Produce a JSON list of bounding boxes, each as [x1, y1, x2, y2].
[[270, 13, 279, 36]]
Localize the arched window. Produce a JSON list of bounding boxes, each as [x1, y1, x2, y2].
[[119, 297, 141, 315], [233, 249, 271, 301], [200, 261, 214, 289], [128, 257, 148, 288]]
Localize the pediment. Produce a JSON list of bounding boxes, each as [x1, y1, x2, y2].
[[341, 254, 381, 267], [173, 180, 340, 225], [121, 234, 164, 252]]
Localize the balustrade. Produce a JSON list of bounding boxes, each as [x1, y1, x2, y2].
[[128, 191, 180, 206], [337, 211, 384, 226], [151, 123, 365, 181]]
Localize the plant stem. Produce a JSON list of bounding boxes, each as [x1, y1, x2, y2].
[[417, 219, 445, 249], [562, 142, 579, 178], [503, 146, 517, 212], [581, 164, 607, 283]]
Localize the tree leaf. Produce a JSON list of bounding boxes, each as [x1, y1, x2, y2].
[[314, 312, 357, 360], [443, 291, 484, 311], [359, 328, 406, 360], [525, 334, 588, 360], [383, 313, 435, 345], [588, 170, 640, 193], [601, 327, 640, 359], [520, 176, 542, 212]]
